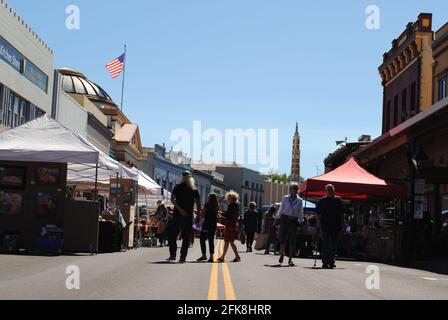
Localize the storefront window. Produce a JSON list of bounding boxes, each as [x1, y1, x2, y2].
[[0, 86, 44, 129], [438, 78, 447, 101]]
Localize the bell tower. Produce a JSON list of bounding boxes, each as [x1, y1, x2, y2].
[[291, 123, 301, 182]]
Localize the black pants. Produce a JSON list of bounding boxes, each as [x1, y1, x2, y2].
[[246, 232, 255, 249], [279, 215, 299, 257], [167, 216, 192, 259], [322, 232, 338, 266], [200, 228, 216, 256]]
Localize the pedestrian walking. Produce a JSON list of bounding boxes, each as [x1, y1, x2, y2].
[[262, 206, 278, 255], [277, 183, 304, 266], [153, 200, 168, 247], [316, 184, 345, 269], [217, 191, 241, 263], [243, 202, 259, 252], [197, 193, 219, 263], [165, 206, 174, 246], [167, 170, 201, 263]]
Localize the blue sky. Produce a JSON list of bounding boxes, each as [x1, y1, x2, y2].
[[6, 0, 448, 178]]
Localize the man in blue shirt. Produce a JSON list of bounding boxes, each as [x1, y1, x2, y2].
[[277, 183, 304, 267]]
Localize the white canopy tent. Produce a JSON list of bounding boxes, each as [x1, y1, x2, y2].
[[0, 115, 166, 205], [0, 115, 99, 164], [67, 134, 138, 184]]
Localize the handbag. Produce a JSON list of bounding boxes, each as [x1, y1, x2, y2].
[[239, 230, 246, 245], [237, 223, 246, 244], [255, 233, 269, 251]]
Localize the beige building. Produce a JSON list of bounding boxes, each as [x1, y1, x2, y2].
[[57, 68, 142, 166], [0, 0, 53, 132], [264, 180, 290, 206]]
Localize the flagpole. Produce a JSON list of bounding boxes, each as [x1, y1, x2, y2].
[[120, 44, 127, 112]]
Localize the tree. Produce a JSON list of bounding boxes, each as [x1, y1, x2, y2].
[[265, 170, 304, 184]]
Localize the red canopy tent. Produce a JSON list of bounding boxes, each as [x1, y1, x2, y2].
[[300, 157, 407, 200]]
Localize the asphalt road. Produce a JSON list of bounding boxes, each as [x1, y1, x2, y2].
[[0, 239, 447, 300]]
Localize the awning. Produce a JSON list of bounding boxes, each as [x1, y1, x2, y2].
[[301, 157, 407, 200], [0, 115, 99, 164], [67, 134, 138, 183]]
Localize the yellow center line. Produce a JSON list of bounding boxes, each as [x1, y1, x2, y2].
[[207, 239, 222, 300], [222, 259, 237, 300], [207, 239, 237, 300]]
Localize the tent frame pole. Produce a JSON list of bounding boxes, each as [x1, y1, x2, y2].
[[93, 161, 99, 202]]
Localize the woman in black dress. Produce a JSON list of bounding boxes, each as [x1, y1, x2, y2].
[[197, 193, 219, 263]]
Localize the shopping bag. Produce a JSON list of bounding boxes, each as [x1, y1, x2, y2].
[[157, 221, 166, 234], [255, 233, 269, 251], [236, 221, 246, 244]]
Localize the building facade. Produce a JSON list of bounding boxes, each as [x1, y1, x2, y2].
[[0, 0, 53, 132], [379, 13, 434, 134], [58, 68, 142, 165], [191, 162, 229, 200], [192, 169, 213, 206], [290, 123, 301, 182], [215, 164, 264, 212], [264, 180, 290, 206], [53, 68, 112, 153], [351, 14, 448, 262], [139, 144, 188, 194], [432, 23, 448, 103], [324, 135, 371, 173]]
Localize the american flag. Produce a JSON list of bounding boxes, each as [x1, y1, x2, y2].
[[105, 53, 125, 78]]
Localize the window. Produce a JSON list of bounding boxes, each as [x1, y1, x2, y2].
[[62, 76, 75, 93], [385, 100, 391, 132], [438, 78, 447, 101], [410, 82, 417, 112], [393, 95, 399, 127], [72, 76, 87, 94], [3, 91, 29, 128], [401, 89, 407, 122], [23, 60, 48, 93]]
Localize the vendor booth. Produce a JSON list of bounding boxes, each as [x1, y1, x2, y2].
[[0, 116, 163, 255], [301, 157, 408, 262], [0, 116, 100, 254]]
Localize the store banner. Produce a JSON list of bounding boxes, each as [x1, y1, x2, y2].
[[0, 36, 22, 72]]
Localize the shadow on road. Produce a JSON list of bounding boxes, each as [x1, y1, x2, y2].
[[303, 267, 347, 270], [147, 261, 214, 265], [264, 264, 299, 268]]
